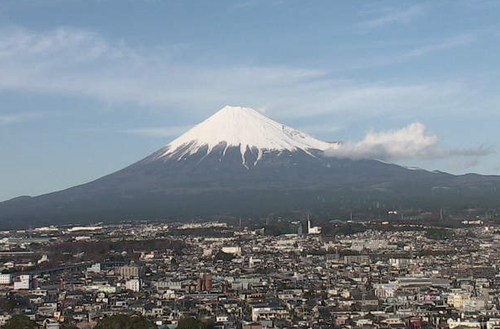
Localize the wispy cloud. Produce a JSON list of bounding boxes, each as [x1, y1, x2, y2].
[[122, 126, 192, 138], [447, 158, 479, 170], [0, 26, 483, 124], [402, 34, 476, 58], [297, 123, 344, 136], [229, 0, 283, 10], [0, 112, 43, 125], [324, 122, 494, 161], [338, 34, 478, 72], [459, 0, 500, 8], [360, 4, 425, 29], [493, 162, 500, 172], [230, 0, 261, 10]]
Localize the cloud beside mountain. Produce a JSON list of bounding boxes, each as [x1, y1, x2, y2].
[[324, 122, 494, 162]]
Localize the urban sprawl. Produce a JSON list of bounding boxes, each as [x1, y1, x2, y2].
[[1, 213, 500, 329]]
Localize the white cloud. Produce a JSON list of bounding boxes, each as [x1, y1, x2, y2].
[[325, 122, 494, 161]]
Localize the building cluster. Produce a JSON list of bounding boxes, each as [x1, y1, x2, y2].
[[1, 221, 500, 329]]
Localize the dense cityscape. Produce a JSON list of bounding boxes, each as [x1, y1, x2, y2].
[[1, 209, 500, 329]]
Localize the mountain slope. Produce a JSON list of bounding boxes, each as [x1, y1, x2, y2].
[[0, 106, 499, 227]]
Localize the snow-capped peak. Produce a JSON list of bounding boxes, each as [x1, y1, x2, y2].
[[159, 105, 336, 165]]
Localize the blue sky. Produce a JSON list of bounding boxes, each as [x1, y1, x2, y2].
[[1, 0, 500, 201]]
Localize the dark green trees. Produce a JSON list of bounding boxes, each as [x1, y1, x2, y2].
[[3, 315, 37, 329], [95, 315, 156, 329], [177, 317, 215, 329]]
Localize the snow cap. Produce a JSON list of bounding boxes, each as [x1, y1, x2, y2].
[[160, 105, 335, 165]]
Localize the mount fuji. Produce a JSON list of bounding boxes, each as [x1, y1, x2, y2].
[[158, 105, 335, 167], [1, 105, 499, 227]]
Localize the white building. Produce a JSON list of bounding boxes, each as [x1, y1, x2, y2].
[[37, 254, 49, 265], [67, 226, 102, 233], [251, 307, 289, 322], [222, 246, 242, 255], [447, 318, 481, 329], [154, 281, 182, 291], [0, 315, 11, 326], [14, 275, 31, 290], [374, 283, 398, 299], [249, 257, 262, 267], [486, 319, 500, 329], [216, 315, 230, 323], [307, 220, 321, 234], [126, 279, 141, 292], [389, 258, 416, 267], [0, 274, 12, 285], [87, 263, 101, 273]]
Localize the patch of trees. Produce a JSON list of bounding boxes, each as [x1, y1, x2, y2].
[[0, 297, 18, 312], [321, 223, 368, 236], [46, 238, 186, 262], [262, 223, 297, 236], [177, 317, 215, 329], [3, 314, 37, 329], [170, 228, 233, 238], [214, 251, 234, 262], [95, 315, 156, 329], [425, 228, 454, 240]]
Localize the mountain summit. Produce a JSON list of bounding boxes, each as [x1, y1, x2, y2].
[[0, 105, 499, 227], [158, 105, 335, 166]]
